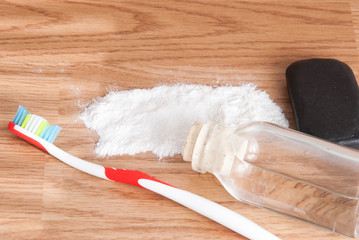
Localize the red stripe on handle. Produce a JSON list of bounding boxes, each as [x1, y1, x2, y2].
[[104, 167, 172, 188], [8, 122, 48, 152]]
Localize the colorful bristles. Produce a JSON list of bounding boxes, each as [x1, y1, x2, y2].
[[12, 105, 62, 143]]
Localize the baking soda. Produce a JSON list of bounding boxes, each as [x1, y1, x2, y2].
[[80, 84, 289, 158]]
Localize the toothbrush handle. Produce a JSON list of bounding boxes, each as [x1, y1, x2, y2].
[[105, 168, 280, 240], [104, 167, 171, 187], [10, 124, 279, 239]]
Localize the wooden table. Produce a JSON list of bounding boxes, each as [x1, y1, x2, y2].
[[1, 1, 358, 239]]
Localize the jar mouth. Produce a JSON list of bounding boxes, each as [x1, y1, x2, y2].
[[183, 121, 219, 173], [182, 122, 203, 162], [183, 121, 238, 174]]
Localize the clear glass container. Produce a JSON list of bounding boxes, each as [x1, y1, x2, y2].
[[183, 121, 359, 238]]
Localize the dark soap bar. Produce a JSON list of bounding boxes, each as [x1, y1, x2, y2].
[[286, 58, 359, 149]]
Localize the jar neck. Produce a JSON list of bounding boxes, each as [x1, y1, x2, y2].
[[183, 121, 238, 175]]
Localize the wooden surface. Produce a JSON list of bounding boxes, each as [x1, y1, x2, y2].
[[1, 1, 358, 239]]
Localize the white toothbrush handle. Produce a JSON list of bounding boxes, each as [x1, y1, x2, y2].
[[139, 179, 281, 240], [10, 112, 279, 239], [46, 141, 280, 239], [12, 127, 279, 240]]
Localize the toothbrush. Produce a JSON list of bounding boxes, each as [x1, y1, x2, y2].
[[8, 105, 281, 240]]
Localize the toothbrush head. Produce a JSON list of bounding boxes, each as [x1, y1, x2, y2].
[[8, 105, 62, 151]]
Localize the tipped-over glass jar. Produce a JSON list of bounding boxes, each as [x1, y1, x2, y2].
[[183, 121, 359, 238]]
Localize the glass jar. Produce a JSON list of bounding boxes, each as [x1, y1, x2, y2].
[[183, 121, 359, 238]]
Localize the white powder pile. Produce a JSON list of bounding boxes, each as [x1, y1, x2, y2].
[[80, 84, 289, 158]]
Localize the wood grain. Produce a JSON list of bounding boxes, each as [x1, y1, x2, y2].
[[0, 1, 358, 239]]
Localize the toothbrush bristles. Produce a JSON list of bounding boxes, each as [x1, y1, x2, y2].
[[12, 105, 62, 143]]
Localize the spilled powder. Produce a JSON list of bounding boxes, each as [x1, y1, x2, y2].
[[80, 84, 289, 158]]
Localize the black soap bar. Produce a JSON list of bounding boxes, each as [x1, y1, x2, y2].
[[286, 58, 359, 149]]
